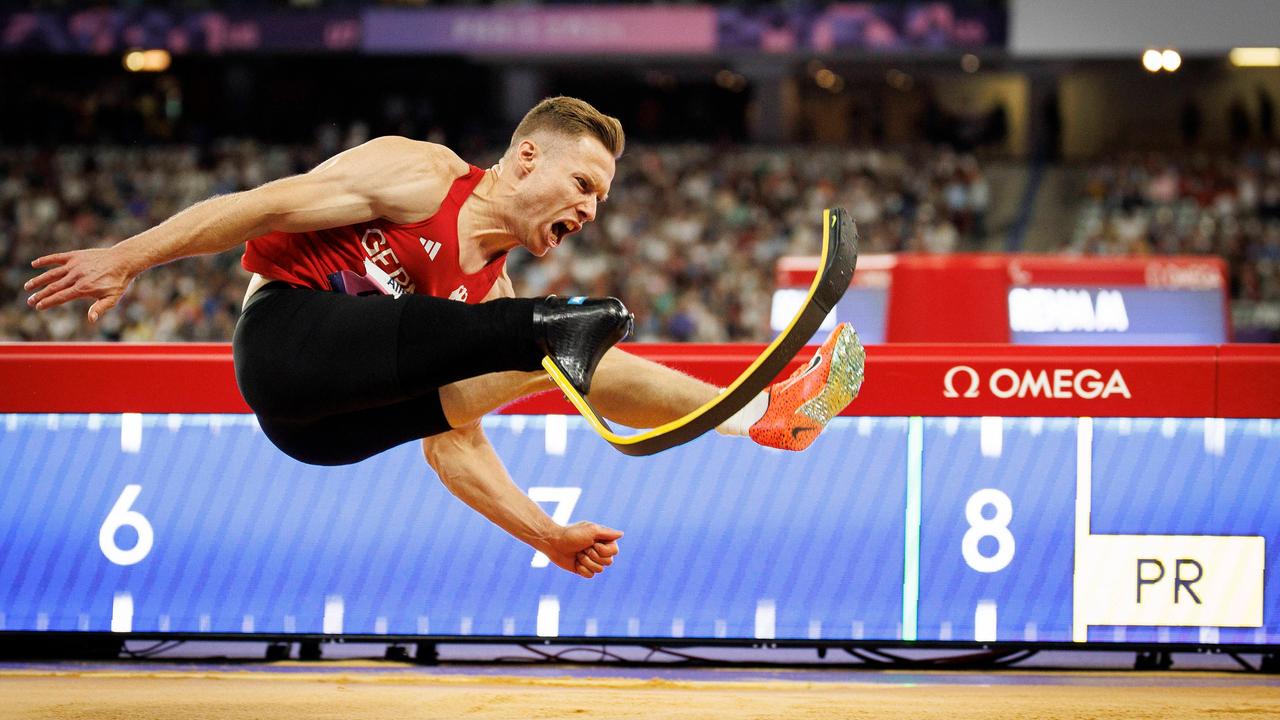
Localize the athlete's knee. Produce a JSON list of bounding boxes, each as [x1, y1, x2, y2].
[[256, 417, 372, 466]]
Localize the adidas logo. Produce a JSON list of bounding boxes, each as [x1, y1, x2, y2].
[[419, 237, 441, 261]]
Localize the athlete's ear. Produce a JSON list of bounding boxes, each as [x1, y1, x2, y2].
[[516, 138, 539, 176]]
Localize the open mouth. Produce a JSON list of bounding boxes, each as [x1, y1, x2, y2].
[[549, 219, 580, 247]]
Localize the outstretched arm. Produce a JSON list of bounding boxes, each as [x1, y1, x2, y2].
[[25, 136, 466, 321], [421, 422, 622, 579]]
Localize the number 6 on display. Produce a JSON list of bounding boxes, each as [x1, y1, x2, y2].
[[99, 484, 154, 566], [527, 486, 582, 568], [962, 488, 1015, 573]]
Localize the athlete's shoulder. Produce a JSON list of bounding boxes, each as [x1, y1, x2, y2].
[[348, 137, 473, 222], [420, 140, 472, 178], [360, 136, 470, 179]]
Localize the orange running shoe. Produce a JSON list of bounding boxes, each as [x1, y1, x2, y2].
[[749, 322, 865, 451]]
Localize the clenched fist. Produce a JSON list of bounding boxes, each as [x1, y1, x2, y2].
[[539, 521, 623, 579]]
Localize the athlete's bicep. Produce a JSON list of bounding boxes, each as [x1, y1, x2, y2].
[[245, 172, 379, 237], [249, 136, 462, 237]]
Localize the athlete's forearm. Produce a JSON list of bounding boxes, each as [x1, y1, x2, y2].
[[422, 425, 559, 551], [112, 190, 273, 275]]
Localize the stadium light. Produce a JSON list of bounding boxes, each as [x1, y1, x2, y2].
[[123, 48, 171, 73], [142, 49, 171, 72], [123, 50, 146, 72], [1161, 49, 1182, 72], [1142, 49, 1163, 73], [1229, 47, 1280, 67]]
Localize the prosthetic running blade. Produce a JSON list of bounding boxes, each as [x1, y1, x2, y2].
[[542, 207, 859, 457]]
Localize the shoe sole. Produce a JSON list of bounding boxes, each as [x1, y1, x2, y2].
[[797, 325, 866, 427]]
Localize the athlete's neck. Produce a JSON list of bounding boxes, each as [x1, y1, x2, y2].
[[455, 166, 520, 274]]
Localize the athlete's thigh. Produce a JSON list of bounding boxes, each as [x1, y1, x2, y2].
[[234, 287, 407, 419], [257, 389, 450, 466]]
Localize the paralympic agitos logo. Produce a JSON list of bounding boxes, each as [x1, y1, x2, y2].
[[943, 366, 1132, 400]]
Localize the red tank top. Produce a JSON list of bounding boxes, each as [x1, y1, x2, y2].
[[241, 165, 505, 304]]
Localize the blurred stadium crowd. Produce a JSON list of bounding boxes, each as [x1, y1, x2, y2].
[[6, 135, 1280, 341], [0, 139, 991, 342], [1070, 148, 1280, 339]]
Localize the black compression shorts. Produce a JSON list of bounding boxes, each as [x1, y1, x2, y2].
[[232, 282, 542, 466]]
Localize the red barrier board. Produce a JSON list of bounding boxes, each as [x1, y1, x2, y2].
[[859, 344, 1217, 417], [1217, 344, 1280, 418], [2, 342, 1277, 418]]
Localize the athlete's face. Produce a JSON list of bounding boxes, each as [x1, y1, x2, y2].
[[512, 134, 615, 256]]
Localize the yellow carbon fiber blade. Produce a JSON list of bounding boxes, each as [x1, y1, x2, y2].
[[542, 207, 859, 456]]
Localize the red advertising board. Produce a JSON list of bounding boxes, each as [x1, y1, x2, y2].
[[2, 342, 1276, 419]]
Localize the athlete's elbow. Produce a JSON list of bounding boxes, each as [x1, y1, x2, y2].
[[427, 458, 474, 500], [421, 437, 446, 472], [421, 436, 463, 483], [421, 432, 485, 492]]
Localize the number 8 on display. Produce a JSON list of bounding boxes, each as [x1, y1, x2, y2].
[[962, 488, 1015, 573]]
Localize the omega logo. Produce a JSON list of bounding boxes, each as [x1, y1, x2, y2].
[[944, 365, 1132, 400], [944, 366, 982, 398]]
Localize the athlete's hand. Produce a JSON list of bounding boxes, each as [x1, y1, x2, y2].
[[542, 522, 623, 579], [25, 246, 137, 322]]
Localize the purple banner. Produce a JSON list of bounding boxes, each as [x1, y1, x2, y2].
[[0, 9, 359, 54], [1, 4, 1005, 56], [362, 7, 717, 55], [717, 2, 1004, 53]]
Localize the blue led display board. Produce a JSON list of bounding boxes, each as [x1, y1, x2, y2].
[[1008, 287, 1227, 345], [0, 413, 1276, 644]]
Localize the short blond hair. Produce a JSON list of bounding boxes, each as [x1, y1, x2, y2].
[[509, 96, 624, 158]]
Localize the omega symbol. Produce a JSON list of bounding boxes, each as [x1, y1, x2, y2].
[[943, 365, 981, 398]]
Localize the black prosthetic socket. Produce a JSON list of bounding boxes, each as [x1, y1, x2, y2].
[[533, 296, 634, 394]]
